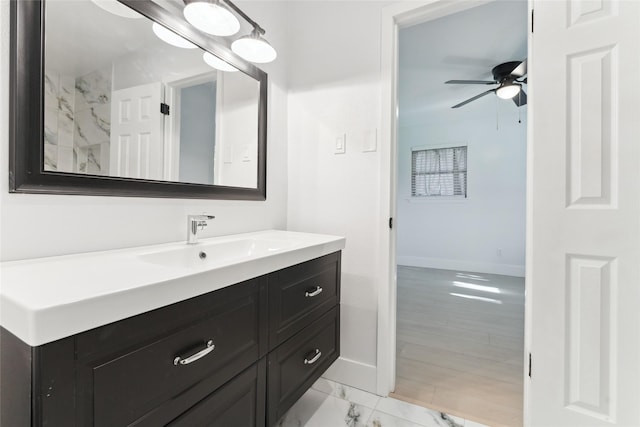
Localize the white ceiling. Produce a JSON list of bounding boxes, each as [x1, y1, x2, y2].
[[398, 0, 528, 127], [46, 0, 157, 76]]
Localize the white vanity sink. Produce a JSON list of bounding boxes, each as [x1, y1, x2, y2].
[[139, 238, 295, 269], [0, 230, 345, 347]]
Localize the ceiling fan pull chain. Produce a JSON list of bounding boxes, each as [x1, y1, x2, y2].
[[518, 91, 522, 123], [496, 96, 500, 131], [519, 102, 522, 123]]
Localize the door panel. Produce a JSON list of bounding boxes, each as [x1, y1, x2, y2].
[[110, 82, 164, 179], [530, 0, 640, 425]]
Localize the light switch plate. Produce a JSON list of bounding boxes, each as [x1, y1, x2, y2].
[[335, 134, 346, 154], [223, 146, 233, 164], [363, 129, 377, 152]]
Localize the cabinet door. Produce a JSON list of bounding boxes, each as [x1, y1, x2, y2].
[[168, 358, 266, 427], [75, 277, 267, 426]]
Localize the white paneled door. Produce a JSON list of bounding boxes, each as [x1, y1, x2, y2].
[[530, 0, 640, 425], [110, 82, 164, 180]]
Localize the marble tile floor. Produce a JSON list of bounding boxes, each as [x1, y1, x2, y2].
[[394, 266, 525, 427], [277, 378, 490, 427]]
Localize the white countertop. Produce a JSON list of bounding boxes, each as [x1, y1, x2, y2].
[[0, 230, 345, 347]]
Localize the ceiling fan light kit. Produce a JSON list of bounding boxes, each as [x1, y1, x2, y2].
[[496, 82, 521, 99], [446, 59, 528, 108]]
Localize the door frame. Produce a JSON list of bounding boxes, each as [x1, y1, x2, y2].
[[164, 71, 220, 181], [377, 0, 533, 424]]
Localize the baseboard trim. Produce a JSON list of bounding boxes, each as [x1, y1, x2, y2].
[[397, 255, 525, 277], [322, 357, 378, 395]]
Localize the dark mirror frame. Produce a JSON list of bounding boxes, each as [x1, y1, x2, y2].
[[9, 0, 267, 200]]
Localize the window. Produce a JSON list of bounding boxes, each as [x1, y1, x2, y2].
[[411, 146, 467, 198]]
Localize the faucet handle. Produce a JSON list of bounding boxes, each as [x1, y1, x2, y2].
[[189, 214, 216, 221]]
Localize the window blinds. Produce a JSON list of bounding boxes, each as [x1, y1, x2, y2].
[[411, 146, 467, 197]]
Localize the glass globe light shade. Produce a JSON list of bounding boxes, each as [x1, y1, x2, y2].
[[231, 30, 277, 63], [91, 0, 143, 18], [152, 23, 197, 49], [183, 1, 240, 36], [203, 52, 239, 72], [496, 82, 521, 100]]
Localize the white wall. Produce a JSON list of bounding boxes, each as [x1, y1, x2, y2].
[[396, 107, 527, 277], [216, 71, 260, 188], [286, 0, 393, 393], [0, 0, 289, 262]]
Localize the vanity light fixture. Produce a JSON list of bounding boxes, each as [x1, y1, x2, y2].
[[496, 81, 521, 100], [203, 52, 239, 72], [152, 23, 198, 49], [183, 0, 240, 36], [183, 0, 277, 64]]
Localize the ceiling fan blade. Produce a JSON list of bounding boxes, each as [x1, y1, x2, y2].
[[512, 90, 527, 107], [510, 59, 527, 77], [452, 89, 496, 109], [445, 80, 496, 85]]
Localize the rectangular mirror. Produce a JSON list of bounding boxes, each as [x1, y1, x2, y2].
[[10, 0, 267, 200]]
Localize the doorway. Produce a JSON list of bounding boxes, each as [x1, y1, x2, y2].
[[164, 71, 220, 183], [177, 79, 218, 185], [380, 1, 640, 426], [385, 1, 528, 426]]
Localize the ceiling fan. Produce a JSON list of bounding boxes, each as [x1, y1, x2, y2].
[[445, 59, 528, 109]]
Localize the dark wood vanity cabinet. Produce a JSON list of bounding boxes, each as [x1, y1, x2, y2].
[[266, 252, 341, 425], [267, 307, 340, 426], [0, 252, 341, 427], [268, 252, 340, 349]]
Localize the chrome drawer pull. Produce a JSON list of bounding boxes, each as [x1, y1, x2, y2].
[[174, 340, 215, 366], [303, 349, 322, 365], [305, 286, 323, 297]]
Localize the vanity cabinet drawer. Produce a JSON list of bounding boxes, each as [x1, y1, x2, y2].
[[267, 306, 340, 426], [268, 252, 340, 349], [76, 278, 267, 427], [168, 358, 266, 427]]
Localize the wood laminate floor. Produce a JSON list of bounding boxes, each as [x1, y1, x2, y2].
[[393, 266, 525, 427]]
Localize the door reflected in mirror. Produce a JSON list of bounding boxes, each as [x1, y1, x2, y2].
[[44, 0, 260, 188]]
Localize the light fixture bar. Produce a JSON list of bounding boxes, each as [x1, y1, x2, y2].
[[221, 0, 265, 35]]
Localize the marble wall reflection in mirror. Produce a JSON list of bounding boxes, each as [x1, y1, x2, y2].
[[44, 0, 260, 188]]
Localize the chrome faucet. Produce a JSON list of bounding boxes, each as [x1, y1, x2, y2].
[[187, 215, 215, 244]]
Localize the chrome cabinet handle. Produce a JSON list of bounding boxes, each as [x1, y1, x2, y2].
[[303, 348, 322, 365], [174, 340, 215, 366], [305, 286, 323, 297]]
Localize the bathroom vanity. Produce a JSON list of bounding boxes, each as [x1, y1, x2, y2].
[[0, 230, 344, 426], [6, 1, 344, 424]]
